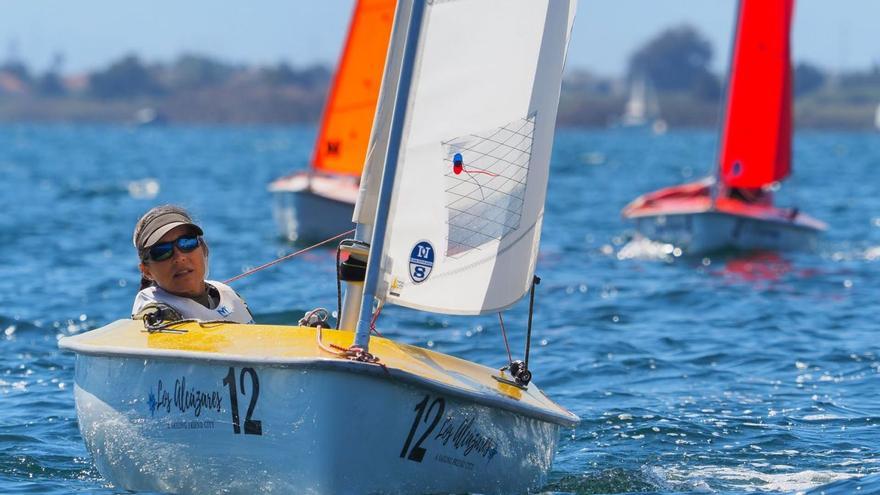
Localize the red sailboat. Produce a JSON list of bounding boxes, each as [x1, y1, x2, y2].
[[269, 0, 395, 241], [622, 0, 826, 254]]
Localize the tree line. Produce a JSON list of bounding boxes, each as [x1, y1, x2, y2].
[[0, 53, 331, 99], [1, 25, 878, 127]]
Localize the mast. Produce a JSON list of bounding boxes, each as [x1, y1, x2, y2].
[[711, 0, 744, 202], [353, 0, 427, 350]]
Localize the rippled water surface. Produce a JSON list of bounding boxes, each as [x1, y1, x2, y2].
[[1, 125, 879, 494]]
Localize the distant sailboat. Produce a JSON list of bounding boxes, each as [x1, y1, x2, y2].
[[60, 1, 578, 493], [874, 102, 880, 130], [622, 0, 825, 254], [617, 75, 667, 134], [269, 0, 395, 242]]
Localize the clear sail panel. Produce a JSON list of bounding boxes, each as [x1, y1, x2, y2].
[[442, 115, 535, 258]]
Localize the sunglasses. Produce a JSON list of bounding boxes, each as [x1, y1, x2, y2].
[[143, 235, 201, 262]]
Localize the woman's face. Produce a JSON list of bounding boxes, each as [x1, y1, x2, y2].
[[139, 225, 207, 297]]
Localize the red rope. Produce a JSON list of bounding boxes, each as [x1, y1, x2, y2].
[[315, 325, 386, 372], [369, 303, 384, 338], [498, 313, 513, 363], [223, 229, 355, 284], [460, 169, 498, 176]]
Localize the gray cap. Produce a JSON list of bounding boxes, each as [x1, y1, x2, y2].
[[133, 206, 204, 250]]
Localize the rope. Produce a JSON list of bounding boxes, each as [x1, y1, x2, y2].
[[142, 318, 235, 333], [315, 322, 343, 355], [498, 312, 513, 364], [369, 302, 384, 338], [336, 243, 344, 329], [315, 323, 386, 370], [524, 275, 540, 369], [223, 229, 355, 284]]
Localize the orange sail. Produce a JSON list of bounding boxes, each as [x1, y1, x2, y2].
[[310, 0, 396, 177], [718, 0, 794, 189]]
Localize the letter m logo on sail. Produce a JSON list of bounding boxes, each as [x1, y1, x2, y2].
[[409, 241, 435, 284]]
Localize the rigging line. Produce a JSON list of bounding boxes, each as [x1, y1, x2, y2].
[[224, 228, 355, 284], [443, 158, 501, 202], [446, 186, 525, 210], [445, 180, 526, 203], [524, 275, 540, 369], [446, 224, 515, 249], [463, 169, 488, 200], [336, 244, 343, 329], [445, 221, 507, 245], [446, 206, 522, 233], [495, 119, 535, 140], [477, 132, 534, 155], [498, 313, 513, 365], [463, 115, 532, 151], [441, 120, 510, 154], [444, 157, 503, 178], [442, 128, 526, 174], [477, 146, 532, 184], [369, 301, 385, 338], [462, 119, 534, 157], [459, 168, 499, 176], [448, 195, 524, 221], [458, 166, 499, 201], [448, 156, 529, 189], [471, 158, 527, 188], [443, 139, 531, 181], [446, 207, 520, 229]]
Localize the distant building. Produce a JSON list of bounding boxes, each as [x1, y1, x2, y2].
[[62, 74, 90, 94], [0, 71, 29, 95]]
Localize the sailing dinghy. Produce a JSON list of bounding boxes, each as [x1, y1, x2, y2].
[[269, 0, 395, 242], [622, 0, 825, 254], [60, 1, 578, 493], [616, 75, 667, 134]]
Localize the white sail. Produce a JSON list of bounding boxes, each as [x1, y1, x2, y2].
[[875, 102, 880, 131], [365, 0, 576, 315], [621, 75, 663, 128], [623, 76, 648, 124]]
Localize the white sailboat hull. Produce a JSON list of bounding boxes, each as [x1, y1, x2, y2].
[[269, 172, 357, 242], [632, 210, 821, 254], [65, 323, 574, 495]]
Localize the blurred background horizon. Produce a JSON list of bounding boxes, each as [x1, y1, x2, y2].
[[3, 1, 879, 77], [1, 0, 880, 128]]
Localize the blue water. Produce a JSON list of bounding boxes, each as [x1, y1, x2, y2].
[[2, 124, 880, 494]]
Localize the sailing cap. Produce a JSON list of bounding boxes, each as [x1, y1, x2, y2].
[[133, 205, 204, 250]]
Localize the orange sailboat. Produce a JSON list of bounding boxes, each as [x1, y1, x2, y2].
[[622, 0, 826, 254], [270, 0, 395, 241]]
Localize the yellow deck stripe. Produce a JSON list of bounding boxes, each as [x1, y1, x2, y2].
[[63, 320, 576, 422]]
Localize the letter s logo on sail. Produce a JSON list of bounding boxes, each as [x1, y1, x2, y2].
[[409, 241, 434, 284]]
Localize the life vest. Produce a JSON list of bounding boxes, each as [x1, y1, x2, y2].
[[131, 280, 254, 324]]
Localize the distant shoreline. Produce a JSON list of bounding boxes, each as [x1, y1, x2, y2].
[[1, 92, 876, 130], [2, 51, 878, 130]]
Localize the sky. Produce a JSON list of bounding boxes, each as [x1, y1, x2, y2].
[[1, 1, 878, 77]]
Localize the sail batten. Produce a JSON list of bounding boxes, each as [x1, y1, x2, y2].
[[718, 0, 794, 189], [310, 0, 396, 177], [357, 0, 576, 317]]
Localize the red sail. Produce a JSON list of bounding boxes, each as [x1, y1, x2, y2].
[[311, 0, 396, 177], [719, 0, 794, 189]]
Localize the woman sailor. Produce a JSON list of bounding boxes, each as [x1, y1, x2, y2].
[[131, 205, 254, 325]]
